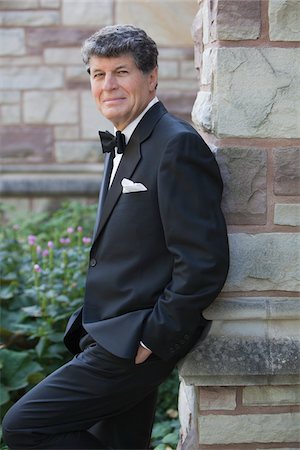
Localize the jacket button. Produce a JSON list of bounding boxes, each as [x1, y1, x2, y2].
[[90, 258, 97, 267]]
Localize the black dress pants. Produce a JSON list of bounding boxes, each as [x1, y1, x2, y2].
[[2, 343, 176, 449]]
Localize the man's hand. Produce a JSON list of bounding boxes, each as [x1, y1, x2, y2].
[[135, 344, 152, 364]]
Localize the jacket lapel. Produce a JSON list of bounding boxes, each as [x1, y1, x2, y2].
[[92, 101, 167, 242]]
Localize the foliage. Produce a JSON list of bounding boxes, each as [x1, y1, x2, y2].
[[0, 201, 180, 449]]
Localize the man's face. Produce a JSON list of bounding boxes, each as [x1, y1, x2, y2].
[[89, 54, 158, 131]]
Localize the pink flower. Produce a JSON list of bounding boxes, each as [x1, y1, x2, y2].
[[33, 264, 42, 273], [67, 227, 74, 234], [77, 226, 83, 232], [82, 237, 91, 245], [28, 235, 37, 246], [36, 245, 42, 254], [60, 237, 71, 245], [47, 241, 54, 248], [42, 249, 49, 257]]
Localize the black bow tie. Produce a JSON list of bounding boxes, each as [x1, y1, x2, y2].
[[99, 130, 126, 156]]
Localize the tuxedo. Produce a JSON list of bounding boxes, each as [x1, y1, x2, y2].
[[3, 101, 229, 450], [64, 101, 229, 360]]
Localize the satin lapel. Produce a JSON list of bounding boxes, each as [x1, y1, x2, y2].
[[93, 101, 168, 242], [94, 135, 141, 240], [92, 152, 113, 242]]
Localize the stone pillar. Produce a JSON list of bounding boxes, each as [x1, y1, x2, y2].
[[178, 1, 300, 449]]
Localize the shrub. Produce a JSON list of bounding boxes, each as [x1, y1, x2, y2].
[[0, 201, 179, 449]]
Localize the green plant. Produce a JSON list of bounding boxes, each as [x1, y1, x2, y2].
[[0, 201, 180, 449]]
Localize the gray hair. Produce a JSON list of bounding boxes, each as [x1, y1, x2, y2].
[[81, 24, 158, 74]]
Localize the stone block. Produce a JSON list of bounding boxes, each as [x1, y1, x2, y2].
[[116, 0, 198, 46], [66, 66, 88, 85], [40, 0, 60, 7], [0, 55, 43, 67], [215, 148, 267, 225], [274, 204, 300, 226], [54, 126, 80, 140], [212, 48, 300, 138], [158, 61, 179, 79], [199, 386, 236, 410], [243, 385, 300, 406], [178, 382, 198, 444], [0, 126, 53, 162], [159, 91, 196, 123], [0, 29, 25, 56], [0, 105, 21, 124], [24, 91, 79, 125], [0, 67, 64, 90], [62, 0, 112, 26], [274, 148, 300, 195], [212, 0, 261, 40], [180, 61, 197, 80], [225, 233, 300, 292], [0, 91, 20, 103], [44, 48, 82, 65], [81, 91, 113, 139], [55, 141, 100, 163], [269, 0, 300, 41], [0, 11, 59, 26], [27, 28, 92, 50], [192, 91, 212, 132], [0, 0, 38, 8], [198, 412, 300, 444]]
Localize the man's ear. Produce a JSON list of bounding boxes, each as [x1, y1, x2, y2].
[[149, 66, 158, 92], [87, 67, 91, 75]]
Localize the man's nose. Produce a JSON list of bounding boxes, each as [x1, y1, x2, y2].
[[103, 74, 117, 90]]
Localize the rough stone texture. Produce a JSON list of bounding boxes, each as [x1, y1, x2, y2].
[[199, 386, 236, 410], [62, 0, 112, 26], [54, 126, 80, 141], [225, 233, 300, 292], [116, 0, 198, 46], [0, 67, 64, 89], [213, 48, 300, 138], [192, 91, 212, 132], [243, 385, 300, 406], [215, 148, 267, 225], [198, 412, 300, 445], [0, 91, 20, 103], [55, 141, 100, 163], [178, 382, 199, 447], [274, 148, 300, 195], [269, 0, 300, 41], [212, 0, 261, 41], [0, 126, 53, 162], [0, 29, 25, 56], [0, 55, 43, 66], [274, 204, 300, 226], [24, 91, 78, 124]]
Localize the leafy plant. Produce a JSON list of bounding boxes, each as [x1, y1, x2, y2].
[[0, 201, 179, 449]]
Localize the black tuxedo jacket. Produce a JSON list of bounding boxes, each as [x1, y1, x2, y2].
[[64, 102, 229, 362]]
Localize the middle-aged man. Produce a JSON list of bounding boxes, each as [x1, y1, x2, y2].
[[3, 25, 229, 449]]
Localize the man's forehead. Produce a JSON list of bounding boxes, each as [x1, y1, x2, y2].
[[89, 54, 136, 70]]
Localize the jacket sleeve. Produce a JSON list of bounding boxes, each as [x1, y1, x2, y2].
[[141, 131, 229, 361]]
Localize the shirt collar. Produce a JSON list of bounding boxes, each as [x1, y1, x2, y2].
[[114, 97, 159, 144]]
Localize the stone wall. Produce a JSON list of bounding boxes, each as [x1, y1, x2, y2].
[[0, 0, 198, 214], [178, 1, 300, 449]]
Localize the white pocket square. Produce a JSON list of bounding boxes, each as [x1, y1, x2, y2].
[[121, 178, 147, 193]]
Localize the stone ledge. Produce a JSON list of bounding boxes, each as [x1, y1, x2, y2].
[[1, 163, 103, 197]]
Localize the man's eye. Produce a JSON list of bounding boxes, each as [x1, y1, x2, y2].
[[117, 70, 128, 75], [94, 73, 104, 79]]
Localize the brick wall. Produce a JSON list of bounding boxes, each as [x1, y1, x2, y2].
[[178, 1, 300, 449], [0, 0, 198, 214]]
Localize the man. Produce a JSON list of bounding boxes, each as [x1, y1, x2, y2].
[[3, 25, 229, 449]]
